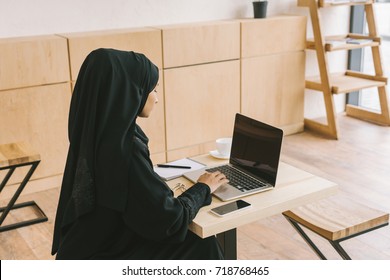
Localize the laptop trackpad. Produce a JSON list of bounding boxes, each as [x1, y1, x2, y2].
[[213, 183, 243, 201]]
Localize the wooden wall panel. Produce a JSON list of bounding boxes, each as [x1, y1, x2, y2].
[[241, 52, 305, 133], [164, 60, 240, 160], [242, 55, 282, 127], [62, 28, 162, 81], [0, 83, 71, 183], [161, 21, 240, 68], [0, 35, 69, 91], [241, 16, 306, 58], [279, 51, 306, 130], [166, 141, 216, 162]]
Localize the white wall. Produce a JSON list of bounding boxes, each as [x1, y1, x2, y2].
[[0, 0, 350, 119]]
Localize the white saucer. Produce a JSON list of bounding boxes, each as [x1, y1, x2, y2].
[[209, 150, 230, 159]]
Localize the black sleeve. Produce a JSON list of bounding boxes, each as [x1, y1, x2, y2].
[[122, 138, 212, 243], [177, 182, 212, 221]]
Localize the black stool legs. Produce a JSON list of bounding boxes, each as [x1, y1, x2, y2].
[[283, 213, 388, 260], [0, 161, 48, 232]]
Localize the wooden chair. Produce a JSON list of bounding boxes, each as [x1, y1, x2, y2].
[[283, 197, 389, 259], [0, 142, 48, 232]]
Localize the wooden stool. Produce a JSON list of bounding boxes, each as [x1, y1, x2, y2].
[[283, 197, 389, 260], [0, 142, 48, 232]]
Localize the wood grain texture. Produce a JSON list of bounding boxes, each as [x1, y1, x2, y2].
[[166, 154, 337, 238], [302, 0, 390, 138], [62, 27, 163, 81], [164, 60, 240, 155], [0, 142, 40, 168], [0, 35, 69, 91], [241, 16, 306, 58], [241, 51, 305, 132], [161, 21, 240, 68], [0, 84, 71, 184], [283, 196, 389, 240]]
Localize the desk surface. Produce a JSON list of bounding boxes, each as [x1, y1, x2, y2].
[[167, 154, 338, 238]]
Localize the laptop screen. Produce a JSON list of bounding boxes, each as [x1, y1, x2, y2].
[[229, 114, 283, 186]]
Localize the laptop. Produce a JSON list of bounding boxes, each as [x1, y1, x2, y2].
[[184, 113, 283, 201]]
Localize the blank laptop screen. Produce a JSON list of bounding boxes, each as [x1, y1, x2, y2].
[[229, 114, 283, 186]]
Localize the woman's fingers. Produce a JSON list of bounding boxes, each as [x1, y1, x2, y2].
[[197, 171, 229, 193]]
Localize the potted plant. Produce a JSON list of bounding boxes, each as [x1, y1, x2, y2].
[[253, 0, 268, 18]]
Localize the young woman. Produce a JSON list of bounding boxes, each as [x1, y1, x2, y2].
[[51, 48, 228, 259]]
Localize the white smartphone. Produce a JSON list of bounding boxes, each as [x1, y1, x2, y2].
[[210, 200, 251, 217]]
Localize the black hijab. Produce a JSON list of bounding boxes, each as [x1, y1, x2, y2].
[[52, 48, 159, 254]]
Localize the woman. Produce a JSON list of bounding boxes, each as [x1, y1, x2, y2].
[[51, 48, 228, 259]]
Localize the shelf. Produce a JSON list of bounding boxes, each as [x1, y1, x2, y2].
[[306, 34, 381, 51], [306, 71, 387, 94], [299, 0, 390, 139], [320, 0, 374, 7], [298, 0, 374, 8]]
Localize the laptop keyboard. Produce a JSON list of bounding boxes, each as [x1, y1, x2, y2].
[[206, 165, 266, 192]]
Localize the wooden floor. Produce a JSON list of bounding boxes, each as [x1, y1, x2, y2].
[[1, 114, 390, 260]]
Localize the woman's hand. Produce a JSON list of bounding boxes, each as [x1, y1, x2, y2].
[[197, 171, 229, 193]]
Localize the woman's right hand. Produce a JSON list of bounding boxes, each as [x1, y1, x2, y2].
[[197, 171, 229, 193]]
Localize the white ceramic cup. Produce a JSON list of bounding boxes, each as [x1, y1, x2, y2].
[[216, 137, 232, 156]]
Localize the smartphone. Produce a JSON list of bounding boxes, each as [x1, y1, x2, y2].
[[210, 200, 251, 217]]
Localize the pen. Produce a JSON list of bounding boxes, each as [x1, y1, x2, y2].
[[157, 164, 191, 169]]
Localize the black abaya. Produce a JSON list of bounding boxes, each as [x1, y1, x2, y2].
[[55, 127, 223, 260], [51, 49, 223, 259]]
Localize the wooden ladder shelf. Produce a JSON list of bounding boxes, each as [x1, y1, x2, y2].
[[298, 0, 390, 139]]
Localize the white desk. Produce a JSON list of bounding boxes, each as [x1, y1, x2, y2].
[[167, 154, 338, 259]]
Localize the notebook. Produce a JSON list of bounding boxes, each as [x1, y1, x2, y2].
[[184, 113, 283, 201], [154, 158, 205, 181]]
